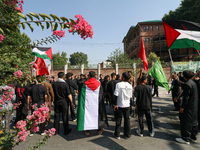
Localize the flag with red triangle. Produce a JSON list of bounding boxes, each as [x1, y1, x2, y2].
[[138, 36, 148, 71], [163, 20, 200, 50], [77, 77, 108, 131], [32, 47, 52, 60], [33, 57, 49, 76]]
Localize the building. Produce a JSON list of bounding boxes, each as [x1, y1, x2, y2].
[[123, 20, 197, 62]]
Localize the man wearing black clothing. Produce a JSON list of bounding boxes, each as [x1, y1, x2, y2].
[[176, 70, 198, 144], [107, 73, 118, 120], [152, 78, 158, 97], [53, 72, 73, 135], [77, 74, 85, 92], [27, 76, 47, 136], [102, 75, 110, 105], [134, 75, 155, 137], [65, 72, 78, 122], [99, 74, 104, 84], [169, 74, 181, 111]]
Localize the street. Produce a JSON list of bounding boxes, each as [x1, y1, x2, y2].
[[15, 88, 200, 150]]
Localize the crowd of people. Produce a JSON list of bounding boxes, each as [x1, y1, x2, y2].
[[1, 69, 200, 145]]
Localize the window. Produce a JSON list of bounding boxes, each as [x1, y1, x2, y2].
[[147, 26, 149, 31], [143, 38, 146, 43], [147, 38, 149, 43], [134, 34, 136, 38], [143, 26, 146, 31], [157, 26, 159, 31], [150, 26, 153, 31], [151, 38, 153, 42]]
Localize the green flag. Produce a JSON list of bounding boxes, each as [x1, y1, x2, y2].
[[148, 59, 170, 91]]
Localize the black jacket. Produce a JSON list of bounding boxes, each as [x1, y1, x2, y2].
[[134, 84, 152, 110], [65, 79, 78, 96], [181, 79, 198, 125]]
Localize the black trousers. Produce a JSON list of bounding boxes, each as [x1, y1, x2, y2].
[[54, 100, 69, 134], [198, 106, 200, 129], [15, 105, 27, 124], [179, 113, 198, 141], [130, 96, 135, 115], [114, 107, 131, 137], [172, 95, 180, 110], [152, 88, 158, 97], [69, 95, 76, 120], [31, 108, 45, 133], [137, 108, 154, 134]]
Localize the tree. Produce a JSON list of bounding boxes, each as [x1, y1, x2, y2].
[[107, 48, 140, 64], [69, 52, 88, 66], [162, 0, 200, 23], [53, 52, 68, 69], [147, 52, 158, 64]]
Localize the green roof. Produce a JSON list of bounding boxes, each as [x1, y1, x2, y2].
[[139, 20, 162, 23]]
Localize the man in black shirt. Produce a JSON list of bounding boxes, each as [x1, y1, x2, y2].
[[175, 70, 198, 144], [77, 74, 85, 93], [134, 74, 155, 137], [152, 78, 158, 97], [169, 74, 181, 111], [107, 73, 117, 120], [99, 74, 104, 84], [102, 75, 110, 106], [53, 72, 73, 135], [28, 76, 48, 136], [66, 72, 78, 122]]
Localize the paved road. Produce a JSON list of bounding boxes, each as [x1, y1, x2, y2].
[[15, 88, 200, 150]]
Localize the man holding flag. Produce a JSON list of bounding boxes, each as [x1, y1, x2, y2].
[[77, 71, 108, 135]]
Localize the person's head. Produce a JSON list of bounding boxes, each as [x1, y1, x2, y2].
[[111, 73, 116, 80], [36, 75, 42, 83], [128, 71, 132, 77], [88, 71, 96, 78], [58, 72, 65, 79], [140, 74, 147, 84], [116, 74, 120, 80], [51, 76, 55, 80], [80, 74, 84, 79], [172, 74, 177, 80], [183, 70, 194, 81], [178, 72, 182, 76], [100, 74, 103, 79], [66, 72, 73, 79], [104, 75, 110, 81], [122, 72, 131, 82], [195, 71, 200, 78]]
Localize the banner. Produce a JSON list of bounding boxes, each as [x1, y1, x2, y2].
[[172, 61, 200, 73]]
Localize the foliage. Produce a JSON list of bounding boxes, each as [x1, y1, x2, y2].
[[69, 52, 88, 66], [107, 48, 140, 65], [147, 52, 158, 64], [162, 0, 200, 23], [194, 55, 200, 61], [53, 52, 68, 69]]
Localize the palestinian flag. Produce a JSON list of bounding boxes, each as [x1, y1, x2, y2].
[[32, 47, 52, 60], [163, 20, 200, 50], [77, 78, 108, 131]]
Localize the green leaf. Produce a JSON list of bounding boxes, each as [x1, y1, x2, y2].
[[46, 22, 50, 29], [70, 19, 76, 25], [54, 23, 58, 31], [26, 23, 34, 32], [34, 22, 39, 26], [29, 12, 40, 20], [21, 23, 26, 30], [60, 23, 64, 30], [60, 17, 69, 23], [54, 15, 61, 21], [51, 22, 54, 31], [17, 13, 27, 20], [50, 14, 56, 21], [0, 28, 4, 34], [39, 23, 44, 30], [39, 13, 51, 20], [26, 14, 33, 21]]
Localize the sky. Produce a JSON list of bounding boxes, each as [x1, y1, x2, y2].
[[22, 0, 182, 64]]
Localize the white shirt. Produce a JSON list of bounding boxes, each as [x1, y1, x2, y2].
[[114, 81, 132, 108]]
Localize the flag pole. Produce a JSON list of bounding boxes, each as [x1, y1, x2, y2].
[[168, 49, 176, 73]]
